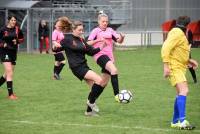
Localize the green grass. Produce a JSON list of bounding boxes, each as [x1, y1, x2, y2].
[[0, 46, 200, 134]]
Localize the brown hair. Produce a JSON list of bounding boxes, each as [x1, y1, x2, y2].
[[176, 16, 191, 28], [57, 16, 72, 33], [72, 21, 83, 30]]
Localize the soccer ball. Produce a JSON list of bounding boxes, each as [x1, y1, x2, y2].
[[118, 89, 133, 103]]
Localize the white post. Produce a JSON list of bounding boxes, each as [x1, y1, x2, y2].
[[27, 9, 30, 53], [165, 0, 170, 21]]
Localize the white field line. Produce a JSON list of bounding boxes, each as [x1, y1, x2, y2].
[[1, 120, 200, 133]]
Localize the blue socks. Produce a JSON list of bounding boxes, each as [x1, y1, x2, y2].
[[172, 95, 186, 123], [172, 96, 179, 123], [177, 95, 186, 123]]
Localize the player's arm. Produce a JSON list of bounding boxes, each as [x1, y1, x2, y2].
[[84, 39, 105, 56], [111, 29, 125, 44], [188, 59, 198, 70], [17, 29, 24, 44], [116, 33, 125, 44], [87, 29, 105, 45], [87, 38, 105, 46], [161, 32, 180, 78]]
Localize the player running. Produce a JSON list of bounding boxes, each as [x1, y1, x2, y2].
[[0, 16, 24, 100], [87, 13, 125, 102], [52, 17, 67, 80], [54, 19, 107, 116]]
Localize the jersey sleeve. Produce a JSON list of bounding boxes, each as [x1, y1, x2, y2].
[[83, 40, 100, 56], [52, 30, 58, 41], [110, 28, 120, 42], [161, 31, 180, 63], [88, 28, 98, 41]]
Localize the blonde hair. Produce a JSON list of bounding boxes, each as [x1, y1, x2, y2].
[[98, 13, 108, 21]]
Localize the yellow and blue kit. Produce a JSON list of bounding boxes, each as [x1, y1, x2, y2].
[[161, 27, 190, 86]]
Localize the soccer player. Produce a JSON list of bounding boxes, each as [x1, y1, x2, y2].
[[0, 16, 24, 100], [186, 29, 197, 83], [87, 13, 125, 102], [54, 20, 106, 116], [51, 17, 67, 80], [161, 16, 198, 130]]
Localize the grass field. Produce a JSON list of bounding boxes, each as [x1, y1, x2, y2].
[[0, 46, 199, 134]]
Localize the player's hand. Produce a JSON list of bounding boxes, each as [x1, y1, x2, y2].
[[118, 33, 125, 44], [52, 42, 61, 50], [188, 59, 198, 70], [163, 63, 170, 78], [12, 39, 17, 45]]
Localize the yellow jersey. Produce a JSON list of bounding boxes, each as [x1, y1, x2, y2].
[[161, 28, 190, 70]]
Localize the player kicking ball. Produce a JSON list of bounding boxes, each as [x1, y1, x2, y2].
[[161, 16, 198, 130]]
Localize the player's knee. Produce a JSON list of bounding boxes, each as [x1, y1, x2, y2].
[[6, 70, 13, 79], [110, 68, 118, 75], [96, 77, 104, 86], [101, 80, 108, 87], [179, 89, 189, 96]]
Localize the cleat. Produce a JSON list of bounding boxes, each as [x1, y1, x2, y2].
[[87, 100, 99, 113], [8, 94, 18, 100], [178, 120, 196, 130], [115, 94, 120, 102], [53, 73, 60, 80], [84, 111, 99, 117], [171, 122, 180, 128]]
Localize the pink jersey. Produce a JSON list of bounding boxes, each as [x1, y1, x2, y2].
[[52, 29, 64, 43], [88, 27, 120, 62]]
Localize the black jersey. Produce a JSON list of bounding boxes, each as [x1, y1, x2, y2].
[[38, 25, 49, 40], [0, 25, 24, 50], [60, 34, 100, 68]]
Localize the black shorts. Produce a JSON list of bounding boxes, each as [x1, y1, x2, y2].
[[54, 52, 65, 62], [97, 55, 111, 75], [71, 63, 91, 81], [0, 49, 17, 65]]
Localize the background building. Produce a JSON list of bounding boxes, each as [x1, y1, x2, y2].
[[0, 0, 199, 52]]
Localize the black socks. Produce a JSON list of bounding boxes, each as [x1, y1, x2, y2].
[[0, 76, 6, 86], [87, 84, 104, 112], [57, 63, 65, 75], [7, 81, 13, 96], [54, 63, 65, 75], [111, 74, 119, 96]]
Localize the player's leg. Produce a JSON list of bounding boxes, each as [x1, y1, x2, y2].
[[3, 62, 17, 99], [0, 51, 7, 86], [56, 53, 66, 77], [53, 60, 60, 80], [175, 82, 195, 130], [105, 61, 120, 97], [0, 73, 6, 87], [171, 90, 180, 128], [84, 70, 105, 113]]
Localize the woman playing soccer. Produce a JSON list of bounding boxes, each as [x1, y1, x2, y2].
[[0, 16, 24, 100], [87, 13, 125, 102], [54, 20, 107, 116], [52, 17, 68, 80], [161, 16, 198, 130]]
